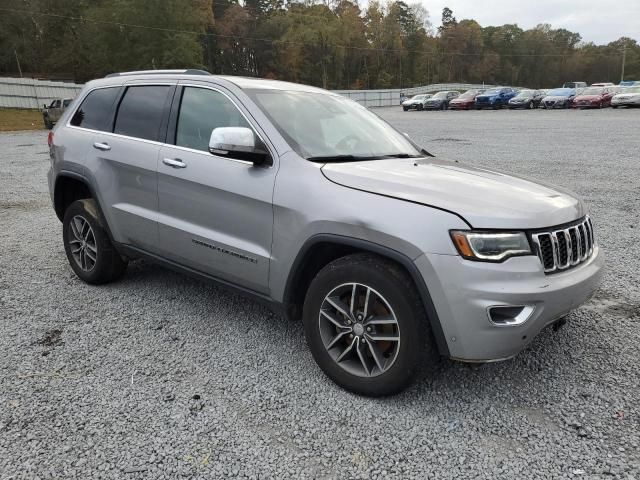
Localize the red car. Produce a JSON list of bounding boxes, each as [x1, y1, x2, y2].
[[449, 89, 483, 110], [572, 87, 614, 109]]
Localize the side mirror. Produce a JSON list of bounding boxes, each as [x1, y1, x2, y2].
[[209, 127, 271, 166]]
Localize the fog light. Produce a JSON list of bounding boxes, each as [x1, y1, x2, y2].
[[487, 305, 535, 326]]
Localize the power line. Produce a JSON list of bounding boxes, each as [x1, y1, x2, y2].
[[0, 7, 625, 59]]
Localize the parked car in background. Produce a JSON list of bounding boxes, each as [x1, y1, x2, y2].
[[619, 80, 639, 87], [508, 89, 545, 109], [474, 87, 517, 109], [572, 86, 614, 109], [591, 82, 614, 87], [424, 91, 460, 110], [611, 86, 640, 108], [42, 98, 73, 129], [47, 70, 603, 396], [448, 90, 484, 110], [541, 88, 577, 109], [563, 81, 587, 89], [402, 94, 433, 111]]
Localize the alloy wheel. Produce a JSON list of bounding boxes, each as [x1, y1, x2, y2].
[[68, 215, 97, 272], [318, 283, 400, 378]]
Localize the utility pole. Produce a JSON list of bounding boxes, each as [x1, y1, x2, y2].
[[621, 44, 626, 83], [14, 49, 23, 78]]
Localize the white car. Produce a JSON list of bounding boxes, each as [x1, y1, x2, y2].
[[611, 86, 640, 108], [402, 94, 433, 111]]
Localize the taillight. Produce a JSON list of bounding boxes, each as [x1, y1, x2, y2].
[[47, 131, 54, 148]]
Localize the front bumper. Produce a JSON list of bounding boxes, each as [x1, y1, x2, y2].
[[415, 246, 604, 361]]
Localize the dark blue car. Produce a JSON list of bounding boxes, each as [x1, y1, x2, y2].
[[474, 87, 518, 109]]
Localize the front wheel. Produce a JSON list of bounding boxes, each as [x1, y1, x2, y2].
[[403, 107, 409, 111], [63, 199, 128, 285], [303, 254, 436, 396]]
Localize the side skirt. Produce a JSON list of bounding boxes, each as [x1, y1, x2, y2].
[[118, 244, 286, 318]]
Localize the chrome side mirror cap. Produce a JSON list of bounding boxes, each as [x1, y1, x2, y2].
[[209, 127, 271, 165]]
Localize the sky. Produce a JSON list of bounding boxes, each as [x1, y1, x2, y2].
[[424, 0, 640, 45]]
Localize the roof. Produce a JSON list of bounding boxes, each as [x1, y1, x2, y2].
[[100, 70, 328, 94]]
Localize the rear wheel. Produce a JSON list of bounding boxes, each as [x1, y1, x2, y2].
[[63, 199, 127, 285], [303, 254, 436, 396]]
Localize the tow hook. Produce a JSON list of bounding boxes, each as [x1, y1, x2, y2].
[[552, 317, 567, 332]]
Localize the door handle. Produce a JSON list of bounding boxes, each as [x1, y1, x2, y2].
[[93, 142, 111, 151], [162, 158, 187, 169]]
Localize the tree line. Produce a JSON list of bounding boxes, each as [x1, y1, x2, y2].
[[0, 0, 638, 89]]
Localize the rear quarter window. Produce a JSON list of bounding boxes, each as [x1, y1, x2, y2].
[[70, 87, 120, 131]]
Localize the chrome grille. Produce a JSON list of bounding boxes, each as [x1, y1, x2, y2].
[[531, 217, 595, 273]]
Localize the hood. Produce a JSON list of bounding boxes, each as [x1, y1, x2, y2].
[[451, 98, 473, 103], [321, 157, 585, 229], [575, 95, 602, 101], [476, 94, 497, 99], [614, 93, 640, 99], [543, 95, 571, 101]]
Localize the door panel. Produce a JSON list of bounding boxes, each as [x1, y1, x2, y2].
[[156, 86, 275, 294], [157, 147, 274, 293], [86, 134, 161, 251]]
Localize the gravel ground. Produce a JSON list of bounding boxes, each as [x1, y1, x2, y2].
[[1, 108, 639, 479]]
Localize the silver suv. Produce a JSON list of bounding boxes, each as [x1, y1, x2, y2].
[[47, 70, 603, 396]]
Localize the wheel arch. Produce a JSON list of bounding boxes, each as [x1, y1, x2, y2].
[[282, 234, 450, 356], [53, 172, 94, 222]]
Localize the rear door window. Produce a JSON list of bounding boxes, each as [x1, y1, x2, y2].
[[114, 86, 171, 141], [70, 87, 119, 131]]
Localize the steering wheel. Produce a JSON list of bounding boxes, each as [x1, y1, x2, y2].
[[335, 134, 363, 152]]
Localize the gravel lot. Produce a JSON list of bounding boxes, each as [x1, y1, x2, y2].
[[1, 108, 639, 479]]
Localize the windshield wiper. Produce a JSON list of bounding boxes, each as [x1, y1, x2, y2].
[[380, 153, 422, 159], [308, 153, 423, 163], [307, 155, 382, 163]]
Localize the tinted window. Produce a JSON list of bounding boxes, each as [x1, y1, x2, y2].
[[176, 87, 251, 152], [114, 86, 171, 141], [70, 87, 119, 131], [63, 99, 72, 107]]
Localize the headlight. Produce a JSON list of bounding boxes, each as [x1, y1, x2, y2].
[[450, 231, 532, 262]]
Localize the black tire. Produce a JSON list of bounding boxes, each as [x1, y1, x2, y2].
[[403, 107, 408, 111], [302, 253, 436, 396], [612, 105, 618, 109], [417, 104, 423, 111], [62, 199, 127, 285]]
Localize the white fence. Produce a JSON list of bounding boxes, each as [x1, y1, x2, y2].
[[0, 77, 83, 109], [0, 76, 494, 109]]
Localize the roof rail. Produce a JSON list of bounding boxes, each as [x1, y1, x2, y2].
[[105, 69, 211, 78]]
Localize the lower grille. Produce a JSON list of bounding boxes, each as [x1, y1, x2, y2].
[[531, 217, 595, 273]]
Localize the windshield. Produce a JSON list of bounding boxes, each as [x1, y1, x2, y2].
[[247, 89, 423, 160], [548, 88, 574, 97], [514, 90, 533, 98], [432, 92, 448, 99], [625, 86, 640, 94], [482, 88, 501, 95], [581, 87, 604, 95], [412, 95, 425, 100]]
